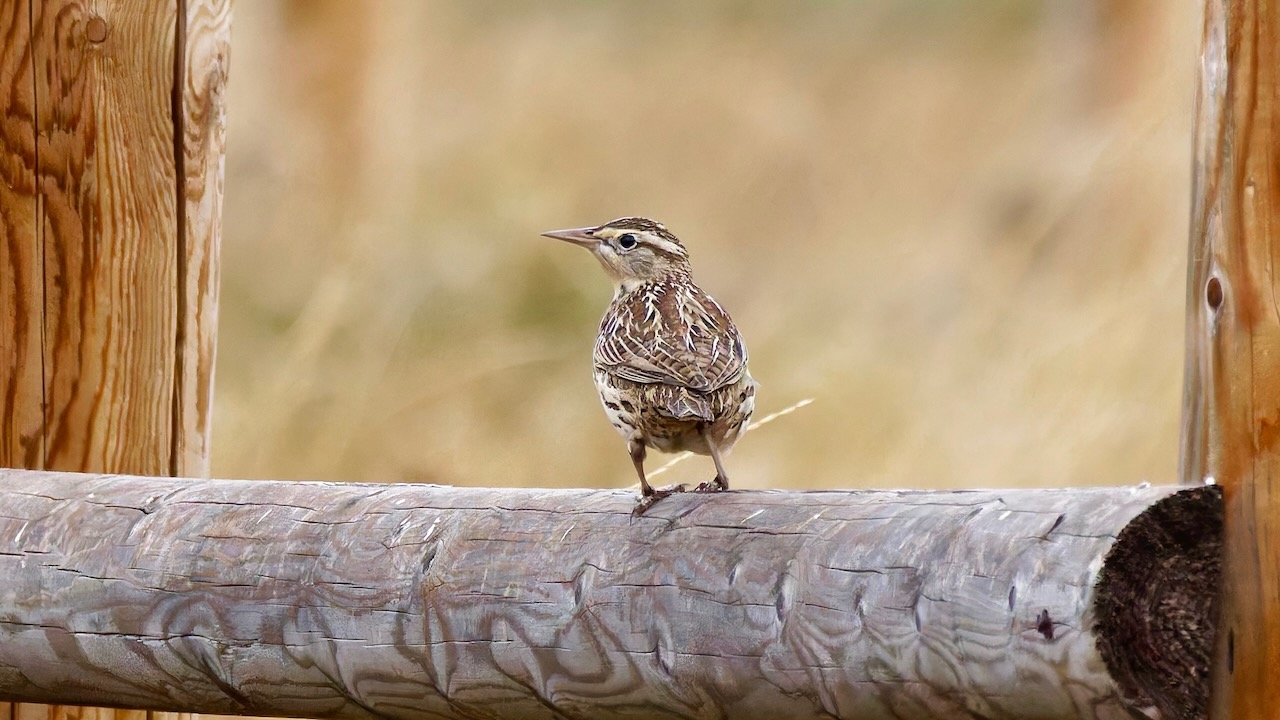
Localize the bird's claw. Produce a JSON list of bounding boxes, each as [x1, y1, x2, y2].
[[691, 475, 728, 493], [632, 484, 687, 515]]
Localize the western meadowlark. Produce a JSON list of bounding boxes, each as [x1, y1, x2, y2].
[[541, 217, 757, 513]]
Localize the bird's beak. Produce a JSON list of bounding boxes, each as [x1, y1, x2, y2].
[[540, 226, 599, 247]]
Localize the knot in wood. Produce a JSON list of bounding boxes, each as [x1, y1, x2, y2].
[[86, 17, 108, 43]]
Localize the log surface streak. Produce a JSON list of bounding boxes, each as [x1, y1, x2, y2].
[[0, 470, 1189, 720]]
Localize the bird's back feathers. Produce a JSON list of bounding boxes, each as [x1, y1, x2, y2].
[[594, 278, 749, 402]]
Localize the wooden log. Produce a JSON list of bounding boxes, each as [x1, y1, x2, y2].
[[1180, 0, 1280, 718], [0, 470, 1220, 720], [0, 2, 231, 720]]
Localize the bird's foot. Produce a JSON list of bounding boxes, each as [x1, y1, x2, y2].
[[691, 475, 728, 493], [632, 484, 687, 515]]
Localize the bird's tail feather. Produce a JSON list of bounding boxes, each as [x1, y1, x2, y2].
[[662, 389, 713, 422]]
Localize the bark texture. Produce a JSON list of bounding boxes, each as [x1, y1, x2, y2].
[[0, 470, 1219, 720]]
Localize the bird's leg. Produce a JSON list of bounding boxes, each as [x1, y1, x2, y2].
[[630, 439, 685, 515], [693, 428, 730, 493], [629, 439, 653, 495]]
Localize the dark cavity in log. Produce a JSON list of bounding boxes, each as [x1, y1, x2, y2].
[[1095, 485, 1222, 720]]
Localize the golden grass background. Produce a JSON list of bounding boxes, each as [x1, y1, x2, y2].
[[214, 0, 1199, 492]]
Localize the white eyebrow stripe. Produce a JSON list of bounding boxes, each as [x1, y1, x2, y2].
[[645, 236, 687, 258]]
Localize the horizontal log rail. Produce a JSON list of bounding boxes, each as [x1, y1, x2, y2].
[[0, 469, 1218, 720]]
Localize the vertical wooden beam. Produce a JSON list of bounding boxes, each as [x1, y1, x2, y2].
[[173, 0, 231, 478], [0, 0, 43, 469], [1182, 0, 1280, 718], [0, 0, 230, 718], [36, 0, 171, 473]]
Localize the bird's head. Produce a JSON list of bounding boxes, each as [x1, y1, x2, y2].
[[541, 217, 691, 291]]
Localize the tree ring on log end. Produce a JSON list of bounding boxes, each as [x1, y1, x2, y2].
[[1095, 486, 1221, 720]]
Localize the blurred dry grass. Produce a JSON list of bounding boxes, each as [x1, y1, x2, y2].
[[215, 0, 1199, 491]]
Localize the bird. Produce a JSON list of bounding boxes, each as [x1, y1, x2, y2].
[[540, 217, 757, 513]]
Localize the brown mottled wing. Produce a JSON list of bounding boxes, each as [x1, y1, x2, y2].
[[594, 281, 748, 393]]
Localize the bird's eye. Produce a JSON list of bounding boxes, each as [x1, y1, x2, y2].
[[617, 233, 638, 250]]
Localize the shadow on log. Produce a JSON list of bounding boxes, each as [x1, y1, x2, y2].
[[0, 470, 1219, 720]]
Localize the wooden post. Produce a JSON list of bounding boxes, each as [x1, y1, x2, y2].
[[0, 1, 231, 720], [0, 471, 1222, 720], [1181, 0, 1280, 718]]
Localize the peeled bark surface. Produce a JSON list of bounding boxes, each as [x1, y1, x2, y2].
[[0, 470, 1220, 720]]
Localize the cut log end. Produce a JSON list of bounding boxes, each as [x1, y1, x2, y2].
[[1095, 485, 1222, 720]]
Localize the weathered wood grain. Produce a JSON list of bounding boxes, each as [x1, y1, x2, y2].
[[34, 0, 180, 473], [0, 470, 1220, 720], [0, 3, 230, 720], [1179, 0, 1280, 718], [0, 0, 43, 469], [173, 0, 230, 479], [0, 0, 229, 475]]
